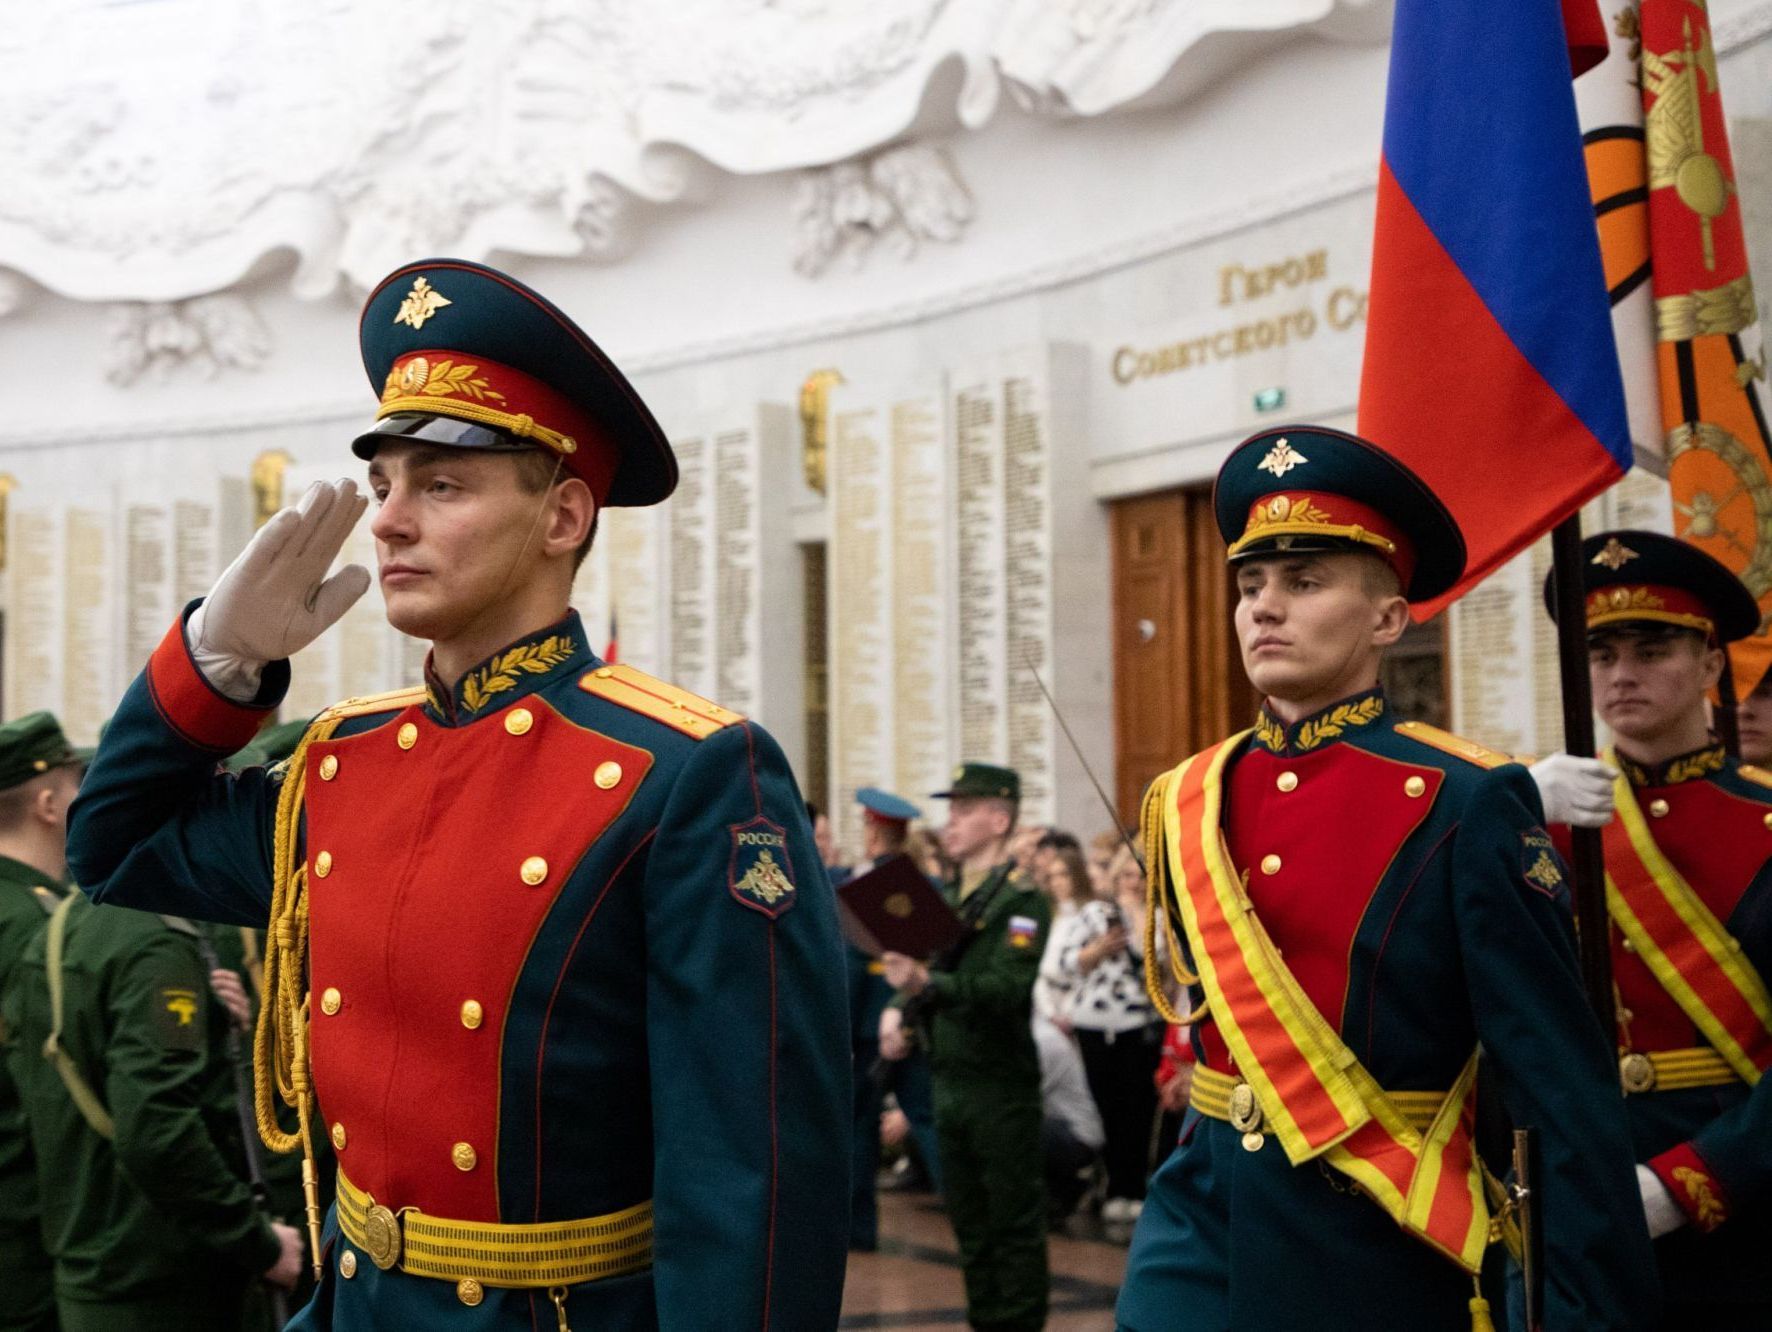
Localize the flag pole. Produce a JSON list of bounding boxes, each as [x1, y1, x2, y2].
[[1715, 649, 1741, 759], [1549, 514, 1616, 1028]]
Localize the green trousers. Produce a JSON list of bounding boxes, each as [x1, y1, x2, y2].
[[0, 1231, 56, 1331], [935, 1079, 1048, 1332], [57, 1279, 245, 1332]]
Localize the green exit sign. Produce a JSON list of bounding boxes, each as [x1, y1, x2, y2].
[[1253, 387, 1287, 413]]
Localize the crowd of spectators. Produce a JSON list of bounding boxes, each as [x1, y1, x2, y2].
[[820, 802, 1195, 1244]]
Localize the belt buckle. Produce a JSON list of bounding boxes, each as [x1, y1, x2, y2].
[[1619, 1051, 1657, 1095], [363, 1202, 403, 1271], [1228, 1081, 1264, 1133]]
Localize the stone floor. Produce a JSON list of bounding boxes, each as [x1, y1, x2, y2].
[[838, 1192, 1126, 1330]]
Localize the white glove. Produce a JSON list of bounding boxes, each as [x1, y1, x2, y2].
[[1530, 752, 1618, 828], [186, 480, 371, 701], [1638, 1163, 1687, 1239]]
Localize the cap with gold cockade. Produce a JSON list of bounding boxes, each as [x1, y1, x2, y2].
[[352, 259, 677, 508], [1543, 529, 1760, 642], [1212, 425, 1466, 603]]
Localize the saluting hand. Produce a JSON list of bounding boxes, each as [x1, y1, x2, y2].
[[187, 480, 371, 698]]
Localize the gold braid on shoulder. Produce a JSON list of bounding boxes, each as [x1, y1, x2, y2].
[[253, 714, 344, 1280], [1140, 768, 1206, 1025]]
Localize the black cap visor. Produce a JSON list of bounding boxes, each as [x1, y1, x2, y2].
[[351, 412, 537, 461]]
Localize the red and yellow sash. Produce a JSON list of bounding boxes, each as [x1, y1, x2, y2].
[[1602, 757, 1772, 1084], [1150, 734, 1489, 1271]]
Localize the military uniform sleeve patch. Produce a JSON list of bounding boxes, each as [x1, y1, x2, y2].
[[1520, 830, 1568, 901], [1007, 916, 1039, 949], [155, 986, 205, 1050], [728, 816, 797, 919]]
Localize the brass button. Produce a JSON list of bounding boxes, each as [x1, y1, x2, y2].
[[1404, 776, 1427, 798], [331, 1122, 347, 1151], [457, 1278, 484, 1307], [314, 851, 333, 878], [1763, 812, 1772, 830], [595, 666, 614, 678], [452, 1141, 478, 1172], [1276, 771, 1298, 793], [505, 708, 534, 737], [319, 755, 339, 781], [520, 856, 548, 887], [397, 722, 418, 750], [320, 987, 341, 1016], [594, 760, 623, 790], [460, 999, 483, 1030], [339, 1249, 357, 1279], [1622, 937, 1638, 953], [1649, 798, 1670, 818], [1260, 854, 1282, 876]]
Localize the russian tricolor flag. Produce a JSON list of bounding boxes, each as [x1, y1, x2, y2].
[[1359, 0, 1628, 616]]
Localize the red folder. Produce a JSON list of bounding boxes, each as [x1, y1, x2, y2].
[[836, 855, 964, 959]]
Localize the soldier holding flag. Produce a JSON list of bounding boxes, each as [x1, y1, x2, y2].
[[1116, 427, 1658, 1331]]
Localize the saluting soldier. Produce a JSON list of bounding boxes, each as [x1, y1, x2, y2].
[[1116, 427, 1659, 1330], [881, 764, 1050, 1332], [64, 259, 850, 1329], [0, 714, 87, 1332], [1531, 531, 1772, 1330]]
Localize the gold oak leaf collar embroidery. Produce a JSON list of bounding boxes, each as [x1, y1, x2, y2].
[[459, 636, 576, 714], [1252, 692, 1386, 756]]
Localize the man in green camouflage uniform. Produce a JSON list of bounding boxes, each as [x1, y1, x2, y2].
[[882, 763, 1052, 1332], [3, 729, 303, 1331], [0, 713, 88, 1332]]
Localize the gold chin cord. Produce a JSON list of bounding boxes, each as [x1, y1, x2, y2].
[[253, 715, 344, 1280]]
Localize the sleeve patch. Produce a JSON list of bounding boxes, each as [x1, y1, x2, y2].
[[1007, 916, 1039, 948], [1520, 830, 1568, 901], [728, 816, 797, 919], [156, 986, 205, 1049], [1652, 1141, 1732, 1232]]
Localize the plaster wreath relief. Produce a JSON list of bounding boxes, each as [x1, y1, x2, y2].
[[0, 0, 1390, 315]]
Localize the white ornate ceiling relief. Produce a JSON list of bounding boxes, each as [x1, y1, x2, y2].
[[792, 144, 973, 277], [0, 0, 1387, 311], [103, 295, 271, 386]]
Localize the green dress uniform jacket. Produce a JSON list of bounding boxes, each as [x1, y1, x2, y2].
[[66, 607, 850, 1331], [909, 862, 1050, 1332], [2, 893, 280, 1325], [1117, 693, 1660, 1332], [0, 856, 60, 1332]]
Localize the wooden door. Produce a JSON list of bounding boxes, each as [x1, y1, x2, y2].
[[1109, 487, 1256, 828]]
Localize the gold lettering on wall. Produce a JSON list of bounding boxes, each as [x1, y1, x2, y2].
[[1218, 249, 1329, 306]]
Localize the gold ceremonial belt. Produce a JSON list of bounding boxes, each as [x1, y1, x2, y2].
[[335, 1168, 653, 1288], [1618, 1046, 1741, 1095], [1189, 1064, 1447, 1135]]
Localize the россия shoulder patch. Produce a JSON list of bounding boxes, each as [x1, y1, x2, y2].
[[1520, 829, 1567, 901], [729, 816, 797, 918]]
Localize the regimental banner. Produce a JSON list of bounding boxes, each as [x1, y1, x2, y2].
[[1640, 0, 1772, 694], [1584, 3, 1772, 694]]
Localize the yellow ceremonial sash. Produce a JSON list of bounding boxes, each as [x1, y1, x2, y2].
[[1602, 757, 1772, 1085], [1150, 734, 1490, 1272]]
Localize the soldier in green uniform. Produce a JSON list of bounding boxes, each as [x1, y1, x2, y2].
[[3, 849, 303, 1329], [882, 763, 1051, 1332], [0, 713, 87, 1332]]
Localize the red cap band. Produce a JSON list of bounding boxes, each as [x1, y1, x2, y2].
[[379, 350, 620, 503]]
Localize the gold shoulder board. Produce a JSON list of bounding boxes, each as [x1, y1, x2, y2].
[[1395, 720, 1510, 770], [1738, 764, 1772, 790], [578, 663, 743, 741], [313, 684, 428, 726]]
